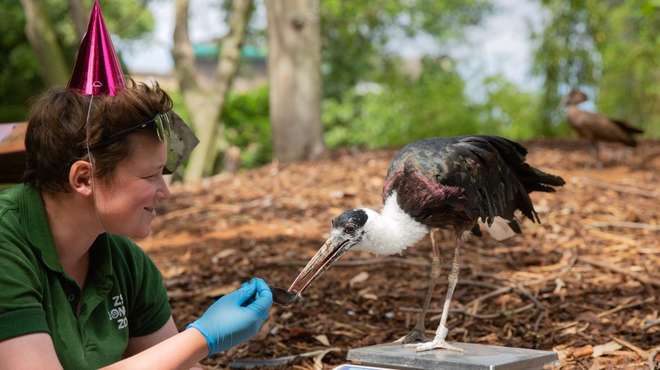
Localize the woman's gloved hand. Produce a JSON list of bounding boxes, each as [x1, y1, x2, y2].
[[187, 277, 273, 355]]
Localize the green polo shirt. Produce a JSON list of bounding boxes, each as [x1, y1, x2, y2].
[[0, 184, 172, 369]]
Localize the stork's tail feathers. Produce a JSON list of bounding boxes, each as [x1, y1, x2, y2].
[[478, 135, 566, 193], [519, 165, 566, 193], [473, 135, 565, 226]]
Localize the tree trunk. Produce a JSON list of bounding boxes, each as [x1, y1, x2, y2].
[[20, 0, 68, 86], [172, 0, 252, 183], [68, 0, 89, 45], [266, 0, 324, 163]]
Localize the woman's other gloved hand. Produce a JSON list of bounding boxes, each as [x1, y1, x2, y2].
[[187, 277, 273, 355]]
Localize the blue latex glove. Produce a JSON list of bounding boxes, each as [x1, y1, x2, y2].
[[187, 277, 273, 355]]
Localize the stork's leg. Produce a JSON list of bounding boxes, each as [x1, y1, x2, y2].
[[591, 141, 603, 168], [393, 229, 442, 344], [407, 237, 464, 352]]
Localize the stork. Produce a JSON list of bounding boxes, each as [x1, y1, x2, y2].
[[564, 89, 644, 166], [286, 135, 565, 352]]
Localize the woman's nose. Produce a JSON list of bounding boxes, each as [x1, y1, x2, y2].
[[157, 176, 171, 199]]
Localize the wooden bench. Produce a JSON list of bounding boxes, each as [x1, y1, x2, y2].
[[0, 122, 27, 184]]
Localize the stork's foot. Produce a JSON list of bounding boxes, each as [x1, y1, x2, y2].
[[404, 324, 464, 352], [406, 338, 464, 353], [392, 327, 427, 344]]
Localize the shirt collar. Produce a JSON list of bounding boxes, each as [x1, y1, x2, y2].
[[89, 234, 114, 289]]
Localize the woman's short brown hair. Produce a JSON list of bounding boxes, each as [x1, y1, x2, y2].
[[24, 79, 173, 192]]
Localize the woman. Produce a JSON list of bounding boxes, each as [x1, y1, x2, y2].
[[0, 81, 272, 369]]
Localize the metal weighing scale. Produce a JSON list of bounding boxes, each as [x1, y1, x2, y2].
[[333, 342, 559, 370]]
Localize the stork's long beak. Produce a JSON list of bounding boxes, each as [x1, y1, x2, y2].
[[288, 236, 351, 296]]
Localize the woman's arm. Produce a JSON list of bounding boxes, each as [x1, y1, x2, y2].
[[101, 328, 208, 370], [124, 316, 203, 370], [0, 329, 206, 370], [124, 316, 179, 357], [0, 333, 64, 370]]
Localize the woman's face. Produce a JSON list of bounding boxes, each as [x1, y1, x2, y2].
[[94, 132, 170, 238]]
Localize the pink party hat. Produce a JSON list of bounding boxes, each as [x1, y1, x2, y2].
[[67, 0, 125, 96]]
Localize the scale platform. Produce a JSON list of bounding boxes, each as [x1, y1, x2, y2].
[[344, 342, 559, 370]]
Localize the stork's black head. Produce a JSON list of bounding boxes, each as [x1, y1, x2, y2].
[[332, 209, 368, 235], [288, 209, 369, 295]]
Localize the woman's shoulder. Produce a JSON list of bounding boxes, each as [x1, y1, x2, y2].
[[0, 185, 35, 259], [0, 183, 23, 202], [0, 184, 22, 222], [0, 184, 46, 243]]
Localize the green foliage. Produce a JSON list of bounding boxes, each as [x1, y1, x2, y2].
[[221, 86, 272, 168], [0, 0, 154, 121], [320, 0, 492, 99], [0, 3, 42, 121], [324, 58, 482, 149], [479, 76, 556, 140], [323, 60, 559, 150], [101, 1, 155, 40]]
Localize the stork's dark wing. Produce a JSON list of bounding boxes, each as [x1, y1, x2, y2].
[[383, 136, 565, 231]]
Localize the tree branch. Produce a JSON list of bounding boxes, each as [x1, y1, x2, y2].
[[20, 0, 68, 86], [176, 0, 254, 182], [213, 0, 253, 89], [172, 0, 200, 92], [68, 0, 88, 44]]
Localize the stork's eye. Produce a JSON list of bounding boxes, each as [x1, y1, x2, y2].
[[344, 225, 356, 234]]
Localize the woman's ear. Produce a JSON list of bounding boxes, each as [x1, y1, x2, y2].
[[69, 160, 94, 196]]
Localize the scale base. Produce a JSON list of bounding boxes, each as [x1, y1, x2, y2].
[[345, 342, 559, 370]]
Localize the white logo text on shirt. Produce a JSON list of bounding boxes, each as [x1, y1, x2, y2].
[[108, 294, 128, 330]]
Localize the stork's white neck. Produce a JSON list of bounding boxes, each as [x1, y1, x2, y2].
[[354, 192, 430, 255]]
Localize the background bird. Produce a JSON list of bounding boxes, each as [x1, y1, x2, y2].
[[288, 135, 565, 352], [563, 89, 644, 166]]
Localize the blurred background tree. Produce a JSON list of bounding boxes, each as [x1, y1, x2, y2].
[[1, 0, 153, 121], [172, 0, 253, 182], [266, 0, 324, 163]]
